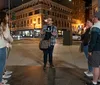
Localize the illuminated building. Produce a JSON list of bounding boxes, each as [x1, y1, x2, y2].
[[10, 0, 72, 37]]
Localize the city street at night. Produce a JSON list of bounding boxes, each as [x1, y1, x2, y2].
[[1, 0, 99, 85]]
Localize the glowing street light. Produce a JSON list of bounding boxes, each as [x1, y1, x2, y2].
[[69, 0, 72, 1]]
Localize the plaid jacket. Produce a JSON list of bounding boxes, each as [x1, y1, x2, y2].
[[42, 25, 58, 46]]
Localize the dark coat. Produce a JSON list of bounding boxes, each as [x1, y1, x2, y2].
[[88, 22, 100, 52], [81, 28, 90, 46]]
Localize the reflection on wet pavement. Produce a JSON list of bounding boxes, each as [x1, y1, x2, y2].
[[7, 66, 91, 85]]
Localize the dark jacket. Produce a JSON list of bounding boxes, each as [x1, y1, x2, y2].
[[81, 28, 90, 46], [41, 25, 58, 46], [88, 21, 100, 52]]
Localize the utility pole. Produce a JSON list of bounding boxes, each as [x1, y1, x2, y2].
[[98, 0, 100, 11], [8, 0, 10, 22]]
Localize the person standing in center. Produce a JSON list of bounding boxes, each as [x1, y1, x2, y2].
[[41, 17, 58, 70]]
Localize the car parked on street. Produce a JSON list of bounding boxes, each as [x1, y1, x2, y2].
[[72, 34, 81, 41]]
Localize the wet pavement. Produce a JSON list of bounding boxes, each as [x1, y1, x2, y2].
[[6, 66, 92, 85], [5, 39, 91, 85]]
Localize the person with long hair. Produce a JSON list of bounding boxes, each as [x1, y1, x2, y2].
[[0, 11, 13, 85]]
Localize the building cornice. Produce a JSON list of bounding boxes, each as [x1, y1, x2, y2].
[[11, 0, 72, 13]]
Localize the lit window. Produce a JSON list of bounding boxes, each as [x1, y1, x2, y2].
[[38, 18, 40, 24], [30, 19, 32, 24]]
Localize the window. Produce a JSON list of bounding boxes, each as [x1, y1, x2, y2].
[[38, 18, 40, 24], [34, 10, 40, 14], [34, 19, 36, 21], [24, 21, 26, 26], [27, 20, 29, 26], [43, 9, 46, 14], [65, 22, 66, 27], [62, 21, 63, 27], [52, 12, 54, 16], [21, 21, 23, 27], [21, 15, 22, 18], [23, 14, 24, 18], [17, 22, 19, 27], [29, 12, 33, 16], [26, 13, 27, 17], [47, 11, 50, 15], [30, 19, 32, 24]]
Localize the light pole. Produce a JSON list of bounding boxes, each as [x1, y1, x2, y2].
[[8, 0, 10, 22], [98, 0, 100, 11], [8, 0, 12, 34]]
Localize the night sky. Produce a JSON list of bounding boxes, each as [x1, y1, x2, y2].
[[84, 0, 92, 7], [0, 0, 92, 10]]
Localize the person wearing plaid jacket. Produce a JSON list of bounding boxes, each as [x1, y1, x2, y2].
[[41, 17, 58, 70]]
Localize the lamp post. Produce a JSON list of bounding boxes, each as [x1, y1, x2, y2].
[[8, 0, 10, 19], [33, 21, 36, 37], [8, 0, 12, 34], [98, 0, 100, 11]]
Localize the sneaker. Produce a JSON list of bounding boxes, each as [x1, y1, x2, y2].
[[89, 82, 97, 85], [84, 71, 89, 74], [50, 64, 54, 68], [2, 74, 11, 79], [43, 65, 46, 70], [2, 79, 8, 84], [4, 71, 12, 75], [97, 80, 100, 84], [84, 71, 93, 77]]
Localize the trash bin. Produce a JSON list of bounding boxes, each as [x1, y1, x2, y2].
[[63, 30, 72, 45]]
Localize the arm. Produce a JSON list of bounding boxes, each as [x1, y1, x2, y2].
[[88, 28, 98, 53], [40, 25, 46, 38], [52, 26, 58, 38], [81, 33, 85, 41], [3, 25, 13, 43]]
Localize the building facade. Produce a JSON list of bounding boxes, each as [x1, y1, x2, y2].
[[92, 0, 100, 15], [52, 0, 85, 33], [71, 0, 85, 33], [10, 0, 72, 37]]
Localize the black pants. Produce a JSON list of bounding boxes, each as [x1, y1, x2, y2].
[[43, 45, 54, 65]]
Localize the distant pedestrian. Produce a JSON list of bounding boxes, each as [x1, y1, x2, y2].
[[0, 11, 13, 85], [81, 19, 93, 77], [88, 11, 100, 85], [40, 17, 58, 70]]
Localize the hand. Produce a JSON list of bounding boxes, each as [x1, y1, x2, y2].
[[40, 31, 45, 34], [6, 43, 12, 49], [52, 32, 57, 36], [88, 52, 92, 56]]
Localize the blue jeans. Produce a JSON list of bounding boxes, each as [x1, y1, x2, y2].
[[83, 45, 92, 72], [43, 45, 54, 65], [0, 47, 6, 82]]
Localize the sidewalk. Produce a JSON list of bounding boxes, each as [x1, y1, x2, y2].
[[5, 40, 89, 85], [7, 66, 88, 85]]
